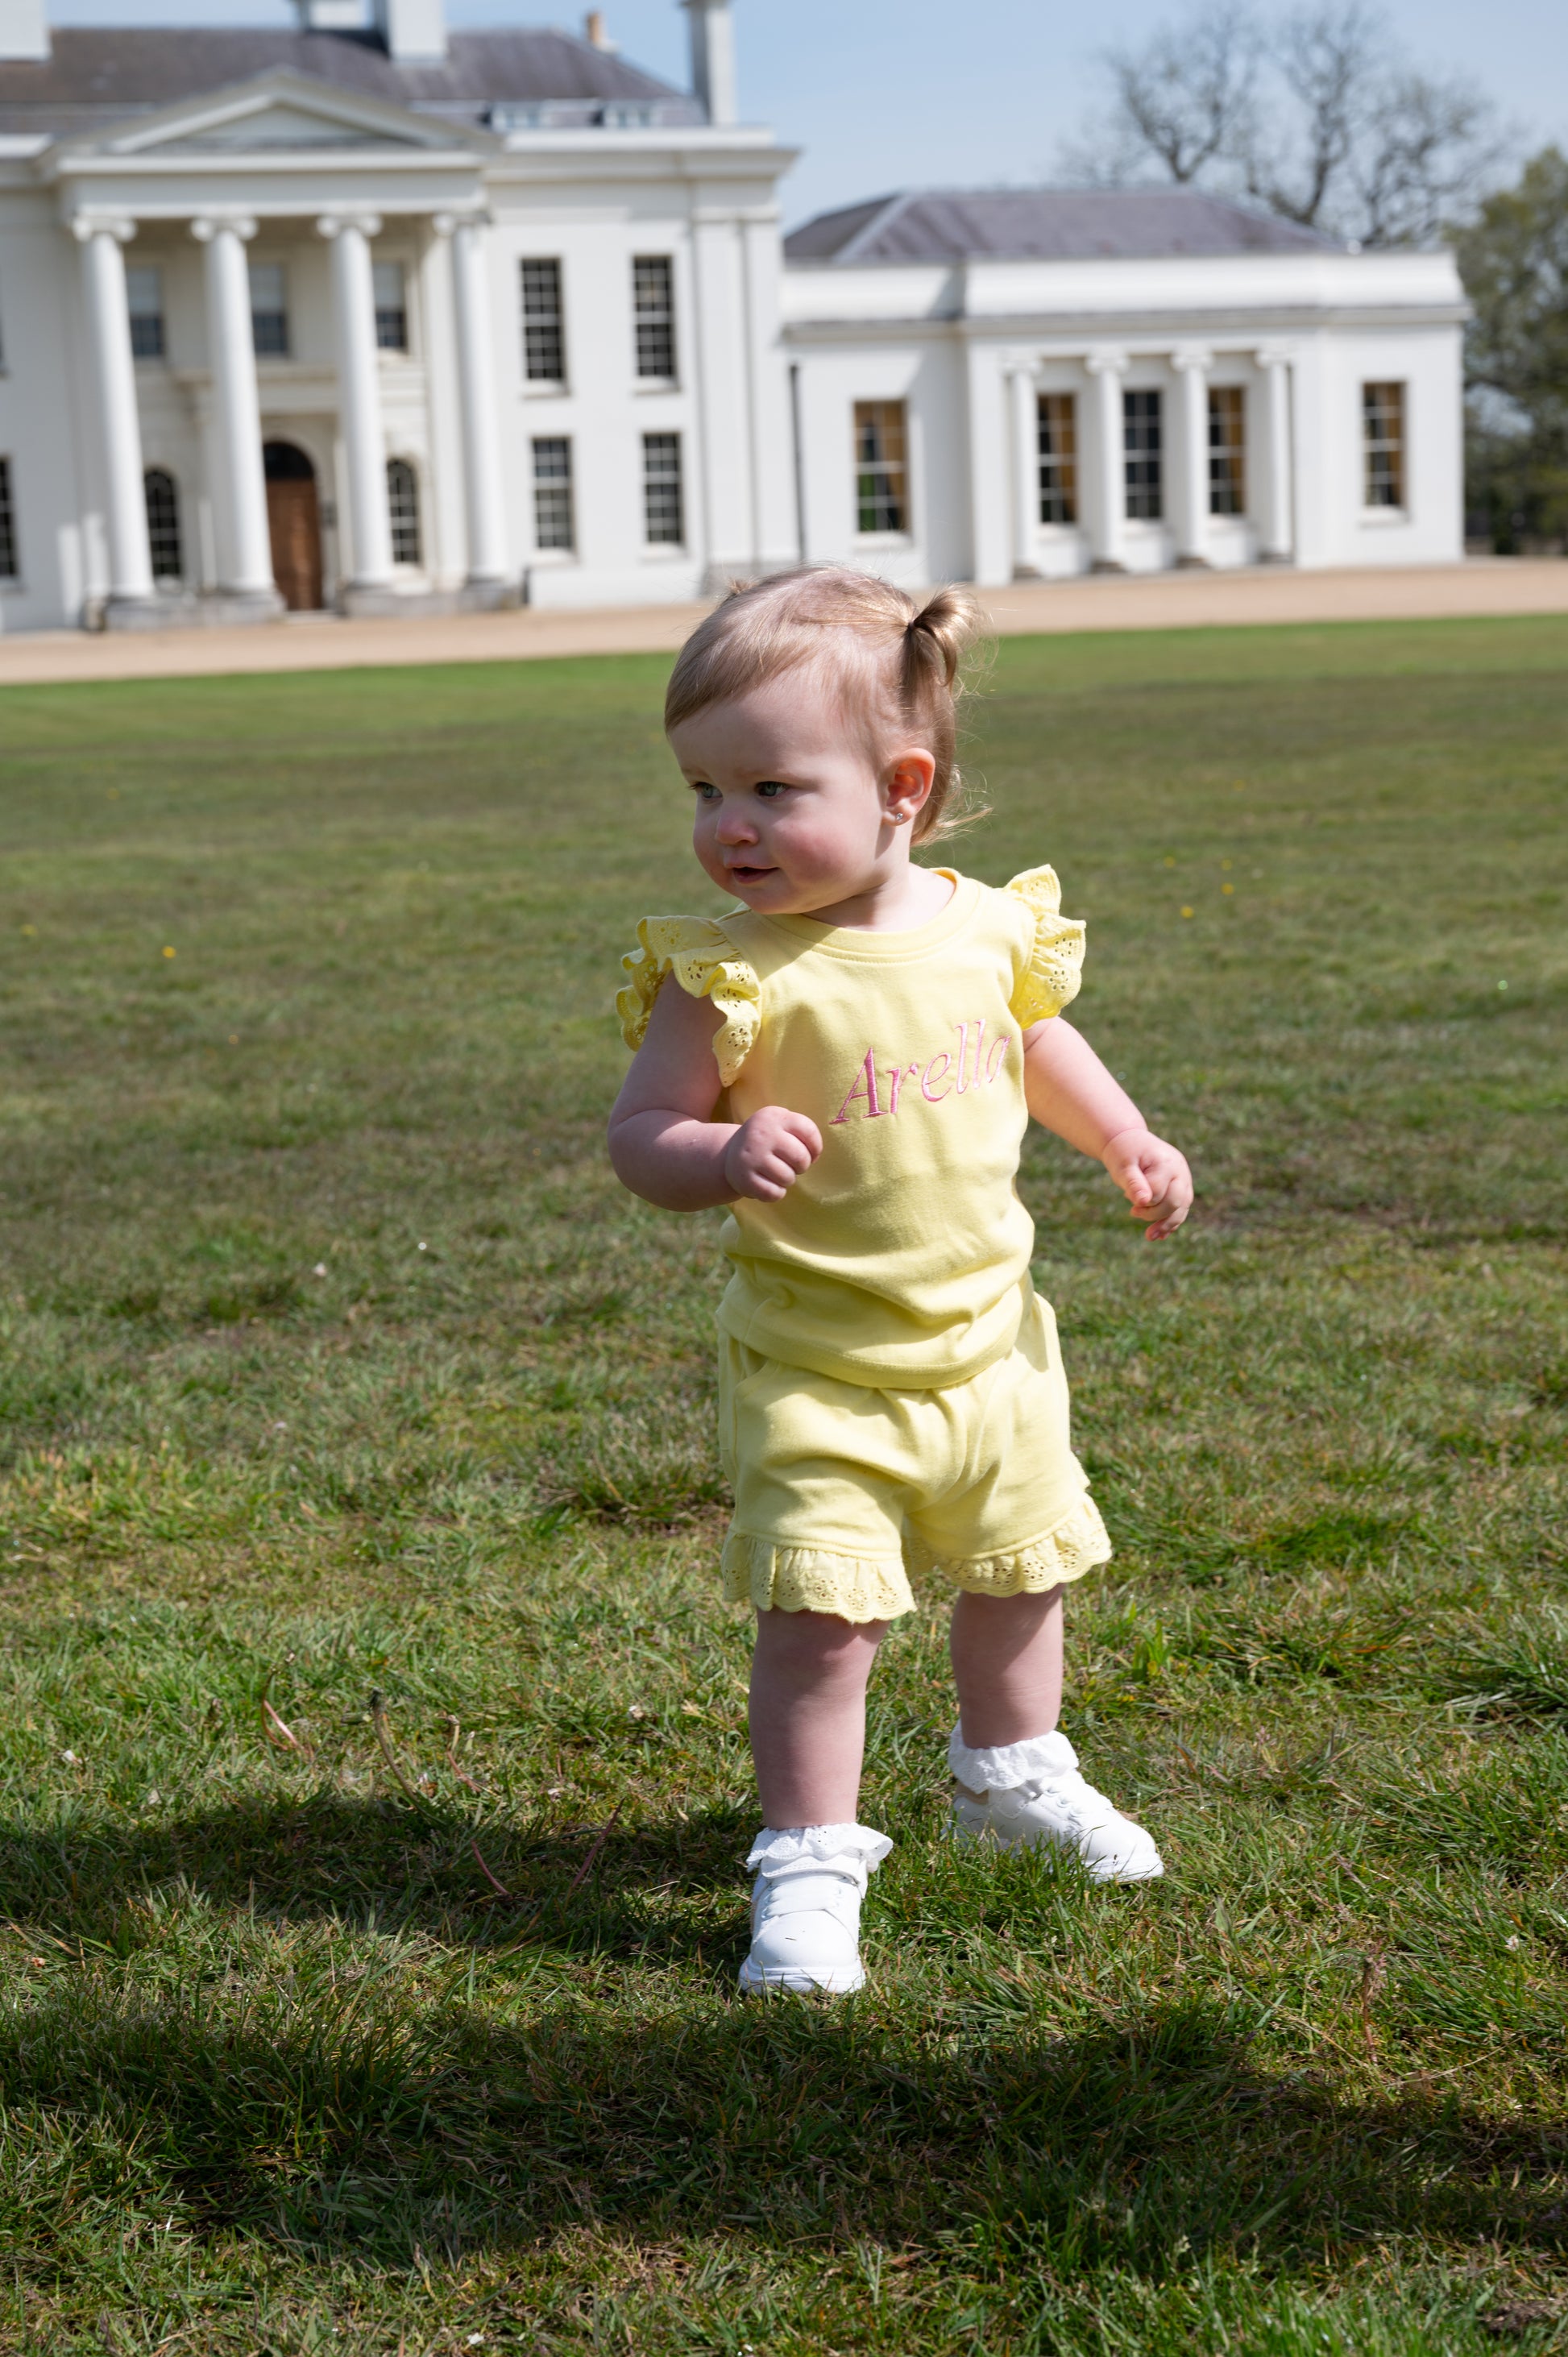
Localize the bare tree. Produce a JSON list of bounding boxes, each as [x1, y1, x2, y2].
[[1351, 70, 1508, 248], [1061, 0, 1508, 248], [1244, 1, 1374, 229], [1060, 2, 1259, 188]]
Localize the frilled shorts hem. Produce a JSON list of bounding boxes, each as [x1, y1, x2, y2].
[[724, 1491, 1112, 1624]]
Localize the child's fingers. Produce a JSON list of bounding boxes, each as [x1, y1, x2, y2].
[[783, 1112, 824, 1160]]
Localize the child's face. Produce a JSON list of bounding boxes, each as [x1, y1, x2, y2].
[[668, 674, 932, 919]]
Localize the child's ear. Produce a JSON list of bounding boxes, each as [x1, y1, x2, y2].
[[885, 749, 936, 825]]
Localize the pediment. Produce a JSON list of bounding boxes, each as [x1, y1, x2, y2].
[[55, 71, 495, 161]]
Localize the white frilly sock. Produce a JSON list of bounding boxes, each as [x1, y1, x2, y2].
[[745, 1824, 894, 1882], [948, 1725, 1080, 1795]]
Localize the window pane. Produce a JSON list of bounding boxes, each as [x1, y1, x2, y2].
[[1208, 385, 1246, 517], [386, 458, 421, 565], [532, 436, 575, 551], [521, 258, 565, 382], [642, 431, 684, 545], [249, 262, 288, 359], [852, 399, 908, 533], [1037, 392, 1077, 525], [1123, 388, 1163, 521], [143, 467, 182, 583], [0, 455, 17, 580], [1363, 381, 1404, 508], [126, 264, 164, 361], [633, 255, 676, 380], [373, 260, 408, 354]]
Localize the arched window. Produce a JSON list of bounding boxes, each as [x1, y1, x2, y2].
[[386, 458, 421, 566], [143, 468, 182, 584]]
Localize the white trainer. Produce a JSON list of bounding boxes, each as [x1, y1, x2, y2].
[[738, 1824, 893, 1995], [948, 1728, 1164, 1883]]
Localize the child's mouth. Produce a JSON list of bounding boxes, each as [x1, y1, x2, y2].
[[728, 865, 774, 886]]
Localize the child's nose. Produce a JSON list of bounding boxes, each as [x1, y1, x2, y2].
[[716, 807, 757, 844]]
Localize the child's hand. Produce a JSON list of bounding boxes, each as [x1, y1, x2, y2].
[[1102, 1126, 1193, 1241], [724, 1106, 823, 1201]]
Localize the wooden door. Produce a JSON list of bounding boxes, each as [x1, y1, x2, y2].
[[267, 476, 323, 611]]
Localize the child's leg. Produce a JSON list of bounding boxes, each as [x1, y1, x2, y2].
[[947, 1582, 1162, 1881], [749, 1606, 887, 1825], [949, 1585, 1063, 1747]]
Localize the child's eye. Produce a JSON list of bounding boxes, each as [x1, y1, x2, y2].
[[756, 781, 788, 799], [691, 782, 720, 801]]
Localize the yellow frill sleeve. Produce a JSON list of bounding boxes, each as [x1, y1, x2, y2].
[[616, 916, 762, 1088], [1005, 865, 1086, 1027]]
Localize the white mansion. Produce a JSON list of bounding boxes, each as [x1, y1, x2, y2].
[[0, 0, 1466, 631]]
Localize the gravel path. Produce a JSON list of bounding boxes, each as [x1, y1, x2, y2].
[[2, 557, 1565, 686]]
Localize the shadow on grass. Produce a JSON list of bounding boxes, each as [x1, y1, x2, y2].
[[1, 1978, 1566, 2279], [0, 1793, 752, 1964], [5, 1805, 1567, 2281]]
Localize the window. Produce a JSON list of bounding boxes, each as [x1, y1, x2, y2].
[[853, 399, 908, 534], [1363, 381, 1405, 508], [633, 255, 677, 380], [521, 258, 565, 383], [1208, 386, 1246, 517], [532, 436, 575, 552], [642, 431, 684, 546], [0, 456, 16, 580], [249, 263, 288, 359], [1036, 392, 1077, 525], [1123, 389, 1163, 520], [143, 468, 182, 583], [386, 459, 421, 566], [127, 265, 164, 361], [373, 261, 408, 353]]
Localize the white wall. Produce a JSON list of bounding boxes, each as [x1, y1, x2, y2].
[[783, 246, 1467, 583], [0, 190, 92, 630]]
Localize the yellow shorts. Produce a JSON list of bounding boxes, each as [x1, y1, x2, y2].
[[718, 1291, 1111, 1624]]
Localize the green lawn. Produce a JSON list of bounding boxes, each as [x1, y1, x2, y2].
[[0, 613, 1565, 2356]]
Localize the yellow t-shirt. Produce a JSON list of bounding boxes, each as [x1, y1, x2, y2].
[[617, 865, 1085, 1391]]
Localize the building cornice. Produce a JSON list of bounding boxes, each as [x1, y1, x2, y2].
[[782, 301, 1471, 346]]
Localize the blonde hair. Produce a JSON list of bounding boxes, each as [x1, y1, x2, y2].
[[664, 567, 988, 844]]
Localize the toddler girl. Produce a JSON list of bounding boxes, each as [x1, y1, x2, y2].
[[609, 569, 1192, 1994]]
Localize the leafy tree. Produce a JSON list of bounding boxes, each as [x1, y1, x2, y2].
[[1453, 148, 1568, 549]]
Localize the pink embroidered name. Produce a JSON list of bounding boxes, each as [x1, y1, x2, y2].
[[830, 1020, 1010, 1124]]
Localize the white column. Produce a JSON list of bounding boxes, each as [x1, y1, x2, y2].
[[741, 210, 796, 571], [1171, 348, 1212, 567], [191, 214, 276, 600], [691, 214, 749, 579], [436, 212, 509, 587], [1008, 365, 1039, 579], [75, 215, 154, 605], [1257, 346, 1295, 562], [317, 212, 394, 589], [1085, 349, 1127, 573]]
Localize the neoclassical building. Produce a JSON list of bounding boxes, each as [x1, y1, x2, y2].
[[782, 189, 1467, 584], [0, 0, 1466, 632]]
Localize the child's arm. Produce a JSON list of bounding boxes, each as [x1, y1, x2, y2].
[[1022, 1017, 1193, 1242], [608, 979, 822, 1211]]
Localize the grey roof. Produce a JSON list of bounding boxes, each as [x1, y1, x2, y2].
[[786, 186, 1342, 265], [0, 26, 702, 137]]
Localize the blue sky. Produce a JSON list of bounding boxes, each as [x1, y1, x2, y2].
[[47, 0, 1568, 230]]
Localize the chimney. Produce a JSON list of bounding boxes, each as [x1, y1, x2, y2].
[[584, 10, 617, 49], [292, 0, 368, 28], [372, 0, 446, 62], [0, 0, 50, 61], [682, 0, 736, 127]]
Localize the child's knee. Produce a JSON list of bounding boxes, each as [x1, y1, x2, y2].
[[754, 1604, 886, 1675]]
